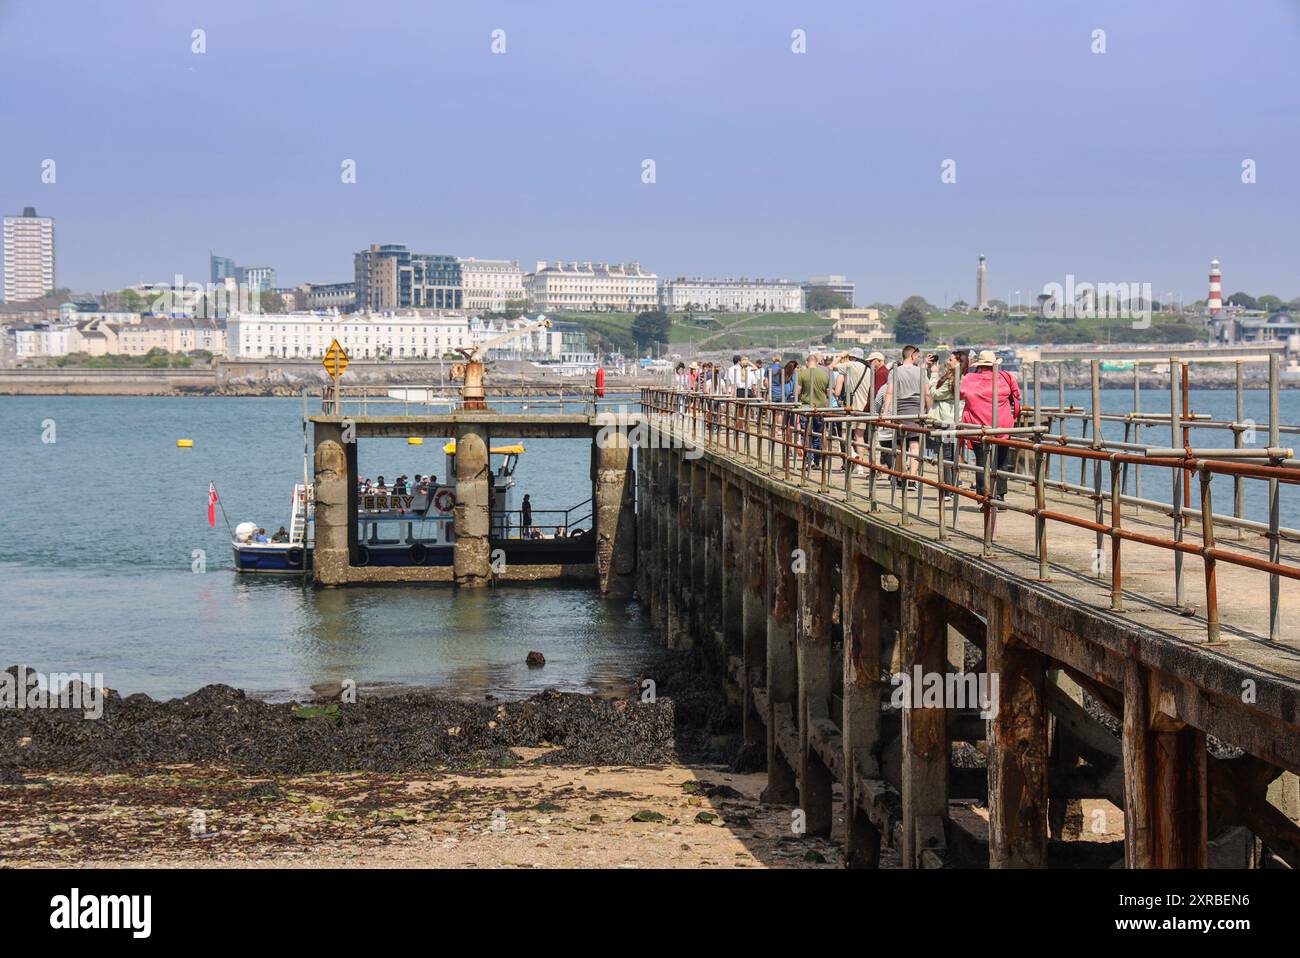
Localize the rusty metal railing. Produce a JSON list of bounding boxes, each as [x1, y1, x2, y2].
[[641, 361, 1299, 644]]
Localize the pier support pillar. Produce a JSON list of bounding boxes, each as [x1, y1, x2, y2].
[[740, 488, 768, 755], [1122, 661, 1208, 868], [655, 450, 671, 631], [636, 445, 650, 603], [703, 468, 724, 658], [762, 505, 800, 805], [594, 428, 636, 598], [986, 597, 1049, 868], [900, 564, 950, 868], [797, 528, 836, 838], [842, 535, 885, 867], [691, 464, 708, 642], [721, 478, 744, 663], [670, 454, 693, 649], [452, 426, 492, 588], [312, 421, 355, 587]]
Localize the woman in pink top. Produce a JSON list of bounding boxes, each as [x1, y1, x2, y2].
[[959, 350, 1022, 498]]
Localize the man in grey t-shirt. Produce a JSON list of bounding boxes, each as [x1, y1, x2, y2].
[[882, 345, 930, 485]]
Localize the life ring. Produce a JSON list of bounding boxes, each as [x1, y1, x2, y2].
[[433, 487, 456, 514], [287, 547, 304, 567], [409, 542, 428, 565], [355, 544, 371, 567]]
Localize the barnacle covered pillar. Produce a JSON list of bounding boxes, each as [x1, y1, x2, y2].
[[594, 426, 636, 597], [312, 420, 355, 587], [452, 426, 492, 588]]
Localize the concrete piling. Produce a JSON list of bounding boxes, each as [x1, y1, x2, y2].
[[452, 426, 492, 588], [900, 567, 951, 868], [763, 505, 800, 806], [740, 488, 768, 755], [986, 597, 1049, 868], [594, 428, 636, 597], [311, 420, 354, 587], [797, 528, 836, 837]]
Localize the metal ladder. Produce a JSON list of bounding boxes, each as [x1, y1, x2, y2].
[[289, 483, 313, 545]]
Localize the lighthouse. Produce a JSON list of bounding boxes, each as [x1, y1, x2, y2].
[[976, 254, 988, 310], [1208, 258, 1222, 316]]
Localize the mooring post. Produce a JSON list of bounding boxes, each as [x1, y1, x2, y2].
[[452, 426, 492, 588], [797, 527, 836, 837], [740, 487, 768, 755], [1121, 659, 1208, 868], [900, 562, 950, 868], [841, 534, 884, 867], [312, 420, 355, 586], [721, 478, 744, 663], [986, 597, 1049, 867], [762, 505, 800, 805], [593, 426, 636, 597]]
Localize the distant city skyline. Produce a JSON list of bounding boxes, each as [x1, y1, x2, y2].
[[3, 1, 1299, 304]]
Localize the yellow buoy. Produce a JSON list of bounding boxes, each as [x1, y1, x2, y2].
[[408, 437, 424, 445], [176, 439, 193, 448]]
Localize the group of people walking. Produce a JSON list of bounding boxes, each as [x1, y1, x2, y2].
[[671, 346, 1022, 500]]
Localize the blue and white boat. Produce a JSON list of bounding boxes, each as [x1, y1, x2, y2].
[[233, 442, 595, 573]]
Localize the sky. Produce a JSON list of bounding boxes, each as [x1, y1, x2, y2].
[[1, 0, 1298, 305]]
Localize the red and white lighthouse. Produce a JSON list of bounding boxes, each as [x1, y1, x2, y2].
[[1208, 258, 1222, 316]]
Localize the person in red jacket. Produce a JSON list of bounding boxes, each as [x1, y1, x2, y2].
[[959, 350, 1021, 499]]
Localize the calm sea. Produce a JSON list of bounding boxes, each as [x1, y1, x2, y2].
[[0, 395, 657, 701], [0, 389, 1295, 701]]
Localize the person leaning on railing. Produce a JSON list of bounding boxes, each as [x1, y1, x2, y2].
[[794, 352, 832, 468], [881, 345, 931, 488], [959, 349, 1021, 499]]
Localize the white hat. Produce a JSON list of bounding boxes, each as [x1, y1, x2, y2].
[[867, 351, 885, 363], [971, 349, 999, 368], [848, 347, 865, 359]]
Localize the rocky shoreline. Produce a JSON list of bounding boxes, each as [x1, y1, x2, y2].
[[0, 651, 738, 779]]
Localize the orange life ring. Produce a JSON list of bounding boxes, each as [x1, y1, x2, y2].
[[433, 487, 456, 514]]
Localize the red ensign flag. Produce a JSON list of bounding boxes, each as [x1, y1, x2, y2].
[[208, 483, 219, 528]]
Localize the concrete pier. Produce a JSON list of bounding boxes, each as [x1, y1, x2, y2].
[[309, 411, 630, 587], [638, 389, 1300, 869]]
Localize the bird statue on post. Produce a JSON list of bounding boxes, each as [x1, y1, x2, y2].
[[453, 315, 553, 410]]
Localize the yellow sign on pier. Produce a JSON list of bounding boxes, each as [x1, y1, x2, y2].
[[322, 339, 349, 377]]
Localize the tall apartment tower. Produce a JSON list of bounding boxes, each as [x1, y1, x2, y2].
[[1208, 258, 1222, 316], [3, 206, 56, 302], [975, 254, 988, 309]]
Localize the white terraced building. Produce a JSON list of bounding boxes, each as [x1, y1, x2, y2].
[[458, 258, 525, 312], [659, 277, 805, 313], [524, 261, 658, 312], [225, 311, 476, 360]]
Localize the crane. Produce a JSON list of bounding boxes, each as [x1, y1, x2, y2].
[[451, 314, 553, 409]]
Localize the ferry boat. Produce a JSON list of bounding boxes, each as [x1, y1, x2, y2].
[[231, 441, 592, 573]]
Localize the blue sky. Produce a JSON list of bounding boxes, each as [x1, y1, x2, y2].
[[1, 0, 1298, 304]]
